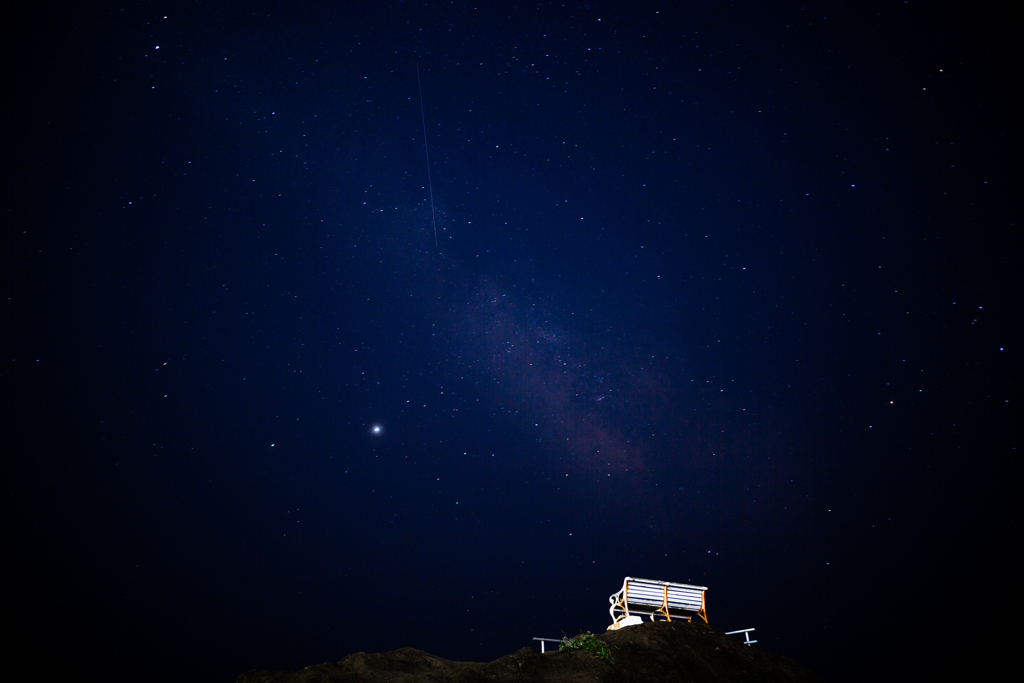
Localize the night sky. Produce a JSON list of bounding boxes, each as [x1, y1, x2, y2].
[[4, 2, 1016, 681]]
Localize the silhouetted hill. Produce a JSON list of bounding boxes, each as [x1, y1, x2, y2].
[[237, 620, 822, 683]]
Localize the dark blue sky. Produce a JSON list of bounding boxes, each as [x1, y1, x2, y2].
[[4, 2, 1016, 681]]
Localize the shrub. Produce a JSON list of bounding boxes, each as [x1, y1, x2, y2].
[[559, 632, 613, 664]]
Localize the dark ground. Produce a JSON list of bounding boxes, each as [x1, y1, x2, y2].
[[237, 621, 821, 683]]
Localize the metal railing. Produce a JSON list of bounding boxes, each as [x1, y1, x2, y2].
[[724, 628, 757, 645], [535, 627, 756, 653], [532, 637, 567, 653]]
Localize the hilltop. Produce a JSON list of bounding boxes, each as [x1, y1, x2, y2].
[[237, 619, 822, 683]]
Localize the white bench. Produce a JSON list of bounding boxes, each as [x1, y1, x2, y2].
[[607, 576, 708, 629]]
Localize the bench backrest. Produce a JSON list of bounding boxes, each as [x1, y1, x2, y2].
[[624, 579, 705, 612]]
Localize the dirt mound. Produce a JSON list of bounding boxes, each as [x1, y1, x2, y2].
[[237, 620, 822, 683]]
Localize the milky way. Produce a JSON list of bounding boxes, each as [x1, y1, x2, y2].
[[367, 191, 739, 489]]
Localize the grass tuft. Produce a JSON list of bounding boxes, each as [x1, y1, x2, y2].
[[558, 631, 614, 664]]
